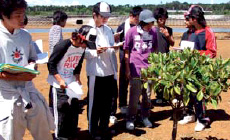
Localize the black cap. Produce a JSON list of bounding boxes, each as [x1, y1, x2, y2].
[[78, 25, 97, 49]]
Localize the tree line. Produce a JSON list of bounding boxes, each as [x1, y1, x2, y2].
[[27, 1, 230, 16]]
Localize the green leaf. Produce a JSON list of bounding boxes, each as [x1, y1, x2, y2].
[[196, 90, 204, 101], [174, 86, 181, 95], [213, 85, 222, 96], [183, 93, 190, 106], [186, 84, 197, 93], [143, 82, 148, 89], [211, 98, 218, 109], [163, 87, 169, 100]]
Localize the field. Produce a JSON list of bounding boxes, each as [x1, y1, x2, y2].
[[22, 28, 230, 140]]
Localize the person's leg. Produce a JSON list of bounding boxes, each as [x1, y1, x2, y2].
[[49, 85, 54, 116], [55, 88, 72, 138], [126, 78, 142, 130], [98, 76, 113, 131], [27, 92, 54, 140], [12, 98, 27, 140], [110, 78, 118, 124], [119, 52, 129, 108], [194, 99, 209, 131], [178, 95, 195, 125], [87, 76, 100, 137], [111, 78, 118, 116], [146, 80, 153, 108], [140, 81, 152, 128], [70, 98, 79, 138]]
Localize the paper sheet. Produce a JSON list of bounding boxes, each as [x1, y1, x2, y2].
[[66, 81, 83, 100], [180, 40, 195, 50], [36, 52, 49, 64]]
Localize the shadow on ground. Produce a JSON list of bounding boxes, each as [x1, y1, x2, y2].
[[181, 135, 228, 140]]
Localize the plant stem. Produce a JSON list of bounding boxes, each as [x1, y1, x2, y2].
[[172, 108, 178, 140]]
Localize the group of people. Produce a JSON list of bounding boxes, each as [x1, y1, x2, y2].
[[0, 0, 217, 140]]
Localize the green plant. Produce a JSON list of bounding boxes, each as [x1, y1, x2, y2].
[[141, 49, 230, 140]]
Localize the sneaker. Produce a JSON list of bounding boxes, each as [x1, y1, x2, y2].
[[126, 121, 135, 130], [91, 135, 102, 140], [178, 115, 195, 125], [156, 99, 163, 104], [109, 116, 117, 124], [195, 120, 206, 132], [120, 106, 128, 114], [142, 118, 152, 128]]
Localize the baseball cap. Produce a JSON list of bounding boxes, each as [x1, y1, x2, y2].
[[78, 25, 97, 49], [186, 5, 204, 18], [139, 9, 156, 23], [93, 2, 111, 18]]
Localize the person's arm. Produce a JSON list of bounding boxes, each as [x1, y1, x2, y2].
[[115, 23, 124, 43], [73, 52, 85, 85], [47, 40, 70, 89], [0, 72, 36, 81], [123, 28, 133, 80], [160, 27, 175, 46], [54, 73, 66, 89], [199, 29, 217, 58], [124, 50, 130, 80]]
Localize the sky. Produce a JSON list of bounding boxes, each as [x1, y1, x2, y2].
[[26, 0, 229, 6]]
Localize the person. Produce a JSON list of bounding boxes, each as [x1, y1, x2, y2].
[[47, 25, 97, 139], [116, 6, 143, 115], [153, 7, 175, 104], [179, 14, 196, 45], [49, 10, 68, 54], [0, 0, 55, 139], [124, 9, 158, 130], [178, 5, 217, 132], [85, 1, 118, 139]]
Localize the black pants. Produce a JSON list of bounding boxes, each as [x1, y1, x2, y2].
[[50, 86, 79, 139], [186, 95, 206, 123], [87, 75, 114, 136], [111, 78, 118, 116], [119, 50, 129, 107]]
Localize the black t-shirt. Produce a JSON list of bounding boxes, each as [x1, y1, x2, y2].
[[116, 22, 135, 50], [155, 26, 173, 53]]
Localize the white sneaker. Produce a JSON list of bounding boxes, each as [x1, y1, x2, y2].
[[109, 116, 117, 124], [120, 106, 128, 114], [126, 121, 135, 130], [195, 120, 206, 132], [178, 115, 195, 125], [142, 118, 152, 128]]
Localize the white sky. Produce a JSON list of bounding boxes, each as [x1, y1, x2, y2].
[[26, 0, 229, 6]]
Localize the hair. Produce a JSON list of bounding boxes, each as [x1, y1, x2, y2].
[[153, 7, 168, 20], [24, 15, 28, 26], [93, 2, 112, 16], [139, 21, 154, 28], [53, 10, 68, 25], [0, 0, 27, 20], [189, 5, 206, 27], [130, 6, 143, 16], [78, 25, 93, 36]]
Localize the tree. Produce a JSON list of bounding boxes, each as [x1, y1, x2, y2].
[[141, 49, 230, 140]]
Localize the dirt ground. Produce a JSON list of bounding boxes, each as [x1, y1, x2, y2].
[[22, 30, 230, 140]]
